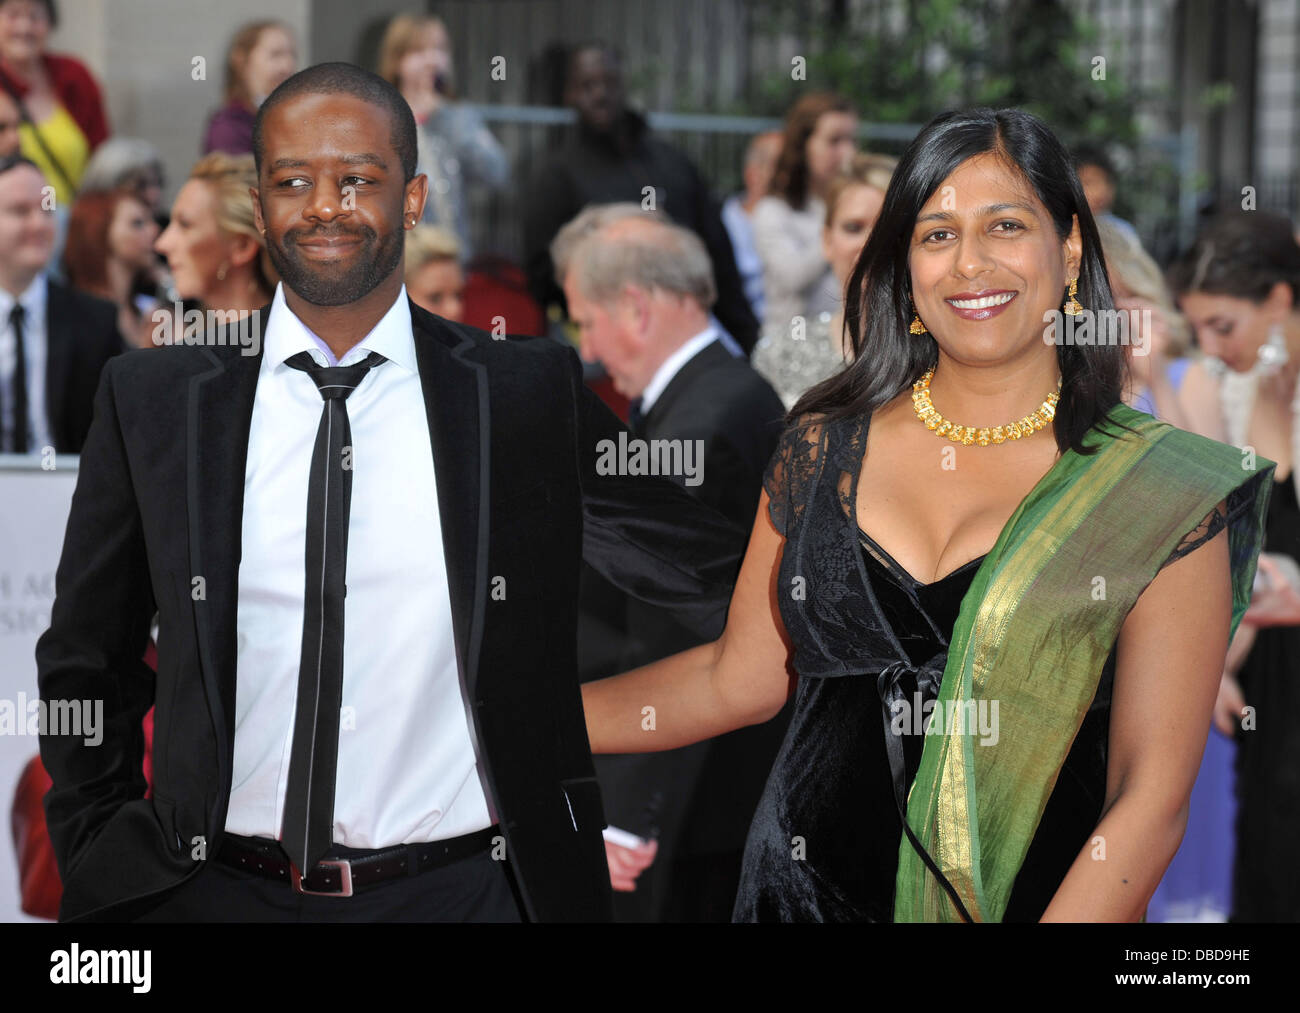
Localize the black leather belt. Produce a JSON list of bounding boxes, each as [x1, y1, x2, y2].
[[216, 826, 501, 896]]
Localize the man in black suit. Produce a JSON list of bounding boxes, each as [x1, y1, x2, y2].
[[562, 214, 790, 921], [35, 63, 747, 923], [522, 42, 759, 356], [0, 155, 122, 454]]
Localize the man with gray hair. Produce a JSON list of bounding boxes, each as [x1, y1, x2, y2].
[[561, 213, 789, 921], [551, 202, 744, 357]]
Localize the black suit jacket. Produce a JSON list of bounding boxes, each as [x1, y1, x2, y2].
[[588, 339, 789, 892], [39, 279, 124, 452], [35, 299, 747, 922]]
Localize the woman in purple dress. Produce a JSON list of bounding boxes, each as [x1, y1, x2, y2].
[[201, 20, 297, 156]]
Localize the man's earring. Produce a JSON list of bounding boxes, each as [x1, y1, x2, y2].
[[1064, 277, 1083, 315], [909, 304, 928, 334]]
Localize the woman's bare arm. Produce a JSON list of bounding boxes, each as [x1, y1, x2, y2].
[[1040, 503, 1231, 921], [581, 489, 797, 754]]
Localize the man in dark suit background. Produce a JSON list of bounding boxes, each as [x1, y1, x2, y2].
[[562, 213, 791, 921], [522, 42, 759, 357], [36, 62, 748, 923], [0, 155, 122, 454]]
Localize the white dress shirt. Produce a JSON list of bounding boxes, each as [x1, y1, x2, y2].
[[0, 273, 53, 452], [226, 282, 495, 847], [639, 326, 719, 415]]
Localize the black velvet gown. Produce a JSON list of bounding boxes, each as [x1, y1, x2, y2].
[[732, 413, 1227, 922]]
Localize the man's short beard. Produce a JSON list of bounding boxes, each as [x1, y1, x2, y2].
[[265, 222, 405, 307]]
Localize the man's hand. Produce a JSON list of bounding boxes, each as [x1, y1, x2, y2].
[[603, 838, 658, 892]]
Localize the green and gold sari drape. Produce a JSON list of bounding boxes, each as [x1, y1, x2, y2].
[[893, 403, 1274, 922]]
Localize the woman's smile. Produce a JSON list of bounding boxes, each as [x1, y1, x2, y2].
[[945, 289, 1018, 320]]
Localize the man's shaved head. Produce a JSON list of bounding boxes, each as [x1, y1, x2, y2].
[[252, 61, 418, 183]]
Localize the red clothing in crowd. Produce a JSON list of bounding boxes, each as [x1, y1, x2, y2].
[[0, 52, 110, 150]]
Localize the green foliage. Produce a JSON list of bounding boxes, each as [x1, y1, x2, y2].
[[744, 0, 1178, 244], [748, 0, 1140, 147]]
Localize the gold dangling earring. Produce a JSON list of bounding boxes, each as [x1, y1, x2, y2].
[[1064, 276, 1082, 315], [909, 303, 928, 334]]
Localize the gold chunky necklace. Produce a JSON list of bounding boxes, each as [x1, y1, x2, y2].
[[911, 367, 1061, 446]]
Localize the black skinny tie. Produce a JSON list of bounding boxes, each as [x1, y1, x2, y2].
[[8, 303, 28, 453], [627, 397, 645, 434], [280, 348, 387, 876]]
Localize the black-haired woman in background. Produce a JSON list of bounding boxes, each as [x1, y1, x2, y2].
[[1168, 211, 1300, 922], [580, 108, 1273, 922]]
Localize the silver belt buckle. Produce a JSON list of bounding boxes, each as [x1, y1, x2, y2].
[[291, 859, 354, 897]]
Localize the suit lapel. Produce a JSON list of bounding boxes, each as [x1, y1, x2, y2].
[[188, 339, 262, 771], [411, 304, 490, 700], [644, 338, 726, 432]]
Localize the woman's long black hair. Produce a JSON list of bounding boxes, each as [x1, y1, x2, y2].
[[790, 107, 1127, 456]]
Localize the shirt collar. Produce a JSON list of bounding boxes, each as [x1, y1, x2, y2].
[[263, 282, 416, 373], [0, 273, 47, 323], [640, 325, 718, 413]]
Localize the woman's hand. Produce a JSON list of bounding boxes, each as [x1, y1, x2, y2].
[[1243, 554, 1300, 627], [1223, 620, 1258, 674], [1211, 602, 1259, 737], [1212, 672, 1246, 738]]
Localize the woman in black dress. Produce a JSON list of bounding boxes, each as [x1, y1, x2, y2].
[[1168, 211, 1300, 922], [581, 108, 1272, 921]]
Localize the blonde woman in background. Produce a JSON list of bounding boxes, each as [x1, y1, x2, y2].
[[379, 13, 507, 260], [1094, 217, 1193, 430], [752, 152, 895, 412], [154, 152, 275, 328], [405, 223, 465, 322]]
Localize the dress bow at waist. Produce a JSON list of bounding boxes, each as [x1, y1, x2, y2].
[[873, 651, 975, 922], [874, 654, 948, 718]]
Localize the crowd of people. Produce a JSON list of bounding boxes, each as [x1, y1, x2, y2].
[[4, 0, 1299, 924]]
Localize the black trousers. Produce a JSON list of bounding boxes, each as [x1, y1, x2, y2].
[[133, 846, 527, 923]]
